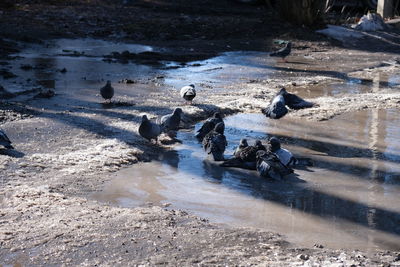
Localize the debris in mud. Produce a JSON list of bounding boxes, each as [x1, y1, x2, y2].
[[20, 64, 33, 71], [118, 78, 136, 84], [35, 88, 55, 98], [0, 102, 36, 123], [59, 67, 67, 73]]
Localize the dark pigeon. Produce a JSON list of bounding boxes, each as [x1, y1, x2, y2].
[[270, 42, 291, 62], [100, 80, 114, 103], [180, 84, 196, 104], [195, 112, 224, 141], [159, 108, 183, 132], [138, 115, 162, 142], [280, 88, 314, 110], [0, 129, 13, 149], [221, 139, 266, 170], [202, 122, 227, 161], [256, 150, 293, 180], [262, 89, 288, 119]]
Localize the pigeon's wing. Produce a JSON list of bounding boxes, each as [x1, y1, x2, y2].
[[262, 100, 288, 119], [284, 93, 314, 110], [0, 130, 11, 143], [239, 146, 257, 162], [213, 134, 227, 152], [196, 120, 215, 140]]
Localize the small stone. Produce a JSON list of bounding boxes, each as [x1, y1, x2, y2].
[[297, 254, 309, 261]]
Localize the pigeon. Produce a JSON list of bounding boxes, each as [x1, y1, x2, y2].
[[195, 112, 224, 141], [280, 88, 314, 110], [270, 42, 291, 62], [268, 136, 313, 167], [100, 80, 114, 103], [180, 84, 196, 104], [0, 129, 13, 149], [262, 89, 288, 119], [202, 122, 227, 161], [221, 139, 266, 170], [138, 115, 162, 142], [267, 137, 296, 167], [159, 108, 183, 132], [256, 150, 293, 180], [233, 138, 249, 158]]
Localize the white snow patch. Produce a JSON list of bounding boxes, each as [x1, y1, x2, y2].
[[317, 25, 364, 43]]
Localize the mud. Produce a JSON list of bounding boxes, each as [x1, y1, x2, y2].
[[1, 0, 400, 266]]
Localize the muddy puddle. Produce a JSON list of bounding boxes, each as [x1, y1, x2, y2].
[[93, 109, 400, 251], [1, 39, 399, 103]]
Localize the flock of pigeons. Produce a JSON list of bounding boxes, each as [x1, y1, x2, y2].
[[0, 41, 313, 179]]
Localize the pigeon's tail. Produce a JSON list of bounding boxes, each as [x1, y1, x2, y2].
[[195, 131, 206, 141], [262, 105, 288, 119], [5, 144, 14, 149], [220, 157, 242, 168]]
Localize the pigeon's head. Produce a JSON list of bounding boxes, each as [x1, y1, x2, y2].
[[173, 108, 183, 115], [106, 80, 111, 85], [254, 139, 264, 148], [214, 122, 225, 134], [213, 112, 222, 119], [141, 115, 149, 122], [239, 138, 248, 147], [278, 87, 287, 95], [268, 137, 281, 152], [286, 42, 292, 48], [189, 84, 195, 88]]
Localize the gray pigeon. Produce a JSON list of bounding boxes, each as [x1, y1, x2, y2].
[[100, 80, 114, 103], [221, 139, 266, 170], [159, 108, 183, 132], [180, 84, 196, 104], [202, 122, 227, 161], [262, 89, 288, 119], [268, 137, 313, 167], [0, 129, 13, 149], [195, 112, 224, 141], [138, 115, 162, 142], [270, 42, 291, 62], [280, 88, 314, 110], [256, 150, 293, 180]]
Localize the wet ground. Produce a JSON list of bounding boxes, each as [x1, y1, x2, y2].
[[1, 37, 400, 265], [93, 110, 400, 251]]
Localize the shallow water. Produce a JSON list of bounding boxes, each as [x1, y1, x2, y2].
[[93, 109, 400, 250], [2, 39, 399, 103]]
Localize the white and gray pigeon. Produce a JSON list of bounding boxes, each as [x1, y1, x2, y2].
[[268, 137, 296, 167], [262, 89, 288, 119], [195, 112, 224, 141], [100, 80, 114, 103], [202, 122, 227, 161], [256, 150, 293, 180], [138, 115, 162, 142], [270, 42, 291, 62], [180, 84, 196, 104], [0, 129, 13, 149], [280, 88, 314, 110], [159, 108, 183, 132]]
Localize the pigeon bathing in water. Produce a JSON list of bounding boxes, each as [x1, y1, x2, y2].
[[280, 88, 314, 110], [180, 84, 196, 104], [138, 115, 162, 142], [202, 122, 227, 161], [256, 150, 293, 180], [221, 139, 266, 170], [262, 88, 314, 119], [262, 89, 288, 119], [267, 137, 296, 167], [270, 42, 291, 62], [0, 129, 13, 149], [100, 80, 114, 103], [233, 138, 249, 158], [195, 112, 224, 141]]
